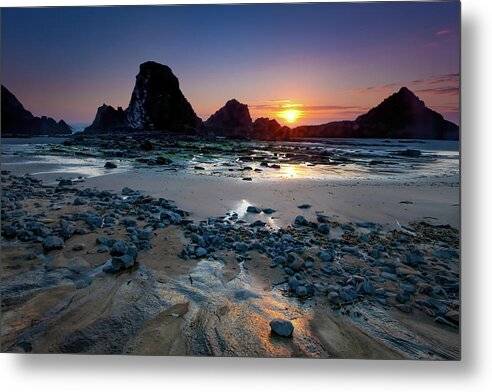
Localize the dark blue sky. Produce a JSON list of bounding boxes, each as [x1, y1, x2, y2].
[[1, 2, 460, 125]]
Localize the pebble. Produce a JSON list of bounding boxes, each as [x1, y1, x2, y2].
[[195, 247, 208, 257], [155, 156, 172, 165], [328, 291, 340, 304], [318, 223, 330, 234], [269, 318, 294, 337], [318, 250, 334, 263], [72, 244, 85, 251], [58, 179, 73, 187], [110, 240, 128, 256], [42, 236, 64, 252], [294, 215, 309, 226], [85, 213, 103, 229], [234, 242, 249, 253]]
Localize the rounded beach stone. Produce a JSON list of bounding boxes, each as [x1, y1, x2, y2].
[[269, 318, 294, 337]]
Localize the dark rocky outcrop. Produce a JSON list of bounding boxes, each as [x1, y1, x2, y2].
[[84, 61, 201, 133], [290, 121, 360, 139], [203, 99, 252, 138], [126, 61, 201, 131], [84, 104, 126, 133], [290, 87, 458, 140], [201, 87, 457, 141], [1, 85, 72, 137], [251, 117, 290, 140], [253, 117, 281, 134], [354, 87, 458, 140]]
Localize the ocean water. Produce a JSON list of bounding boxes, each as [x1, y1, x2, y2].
[[1, 137, 459, 185]]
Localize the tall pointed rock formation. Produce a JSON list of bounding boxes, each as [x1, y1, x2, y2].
[[84, 61, 201, 133]]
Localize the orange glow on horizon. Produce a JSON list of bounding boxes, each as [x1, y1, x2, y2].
[[277, 108, 303, 124]]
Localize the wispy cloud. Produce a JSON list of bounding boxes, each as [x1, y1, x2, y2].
[[412, 73, 459, 85], [415, 87, 459, 96], [436, 29, 452, 37], [423, 28, 454, 49], [356, 73, 459, 96]]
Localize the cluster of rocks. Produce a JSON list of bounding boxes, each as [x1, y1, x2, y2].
[[68, 130, 441, 182], [177, 204, 459, 328], [1, 172, 188, 278]]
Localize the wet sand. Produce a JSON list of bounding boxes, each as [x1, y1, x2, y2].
[[82, 170, 459, 228]]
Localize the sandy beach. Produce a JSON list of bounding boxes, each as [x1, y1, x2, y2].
[[0, 136, 460, 358]]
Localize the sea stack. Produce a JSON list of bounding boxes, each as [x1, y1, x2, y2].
[[204, 99, 253, 138], [1, 85, 72, 137], [84, 104, 126, 133], [126, 61, 201, 131], [84, 61, 201, 133]]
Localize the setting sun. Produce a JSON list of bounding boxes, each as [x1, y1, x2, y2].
[[278, 108, 303, 124]]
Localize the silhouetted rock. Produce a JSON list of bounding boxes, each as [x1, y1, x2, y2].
[[84, 61, 201, 133], [290, 87, 458, 140], [290, 121, 359, 139], [253, 117, 281, 133], [355, 87, 458, 140], [84, 104, 126, 133], [204, 99, 252, 138], [1, 85, 72, 137], [126, 61, 201, 132]]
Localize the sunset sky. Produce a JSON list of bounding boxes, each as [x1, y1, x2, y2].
[[1, 2, 460, 127]]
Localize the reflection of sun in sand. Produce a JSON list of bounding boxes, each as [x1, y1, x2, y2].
[[281, 164, 304, 178]]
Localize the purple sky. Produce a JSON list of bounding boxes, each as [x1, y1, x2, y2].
[[1, 2, 460, 126]]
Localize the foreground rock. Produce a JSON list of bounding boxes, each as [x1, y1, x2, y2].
[[270, 319, 294, 337]]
